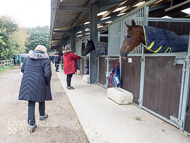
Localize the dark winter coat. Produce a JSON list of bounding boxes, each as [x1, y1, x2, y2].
[[63, 50, 81, 75], [18, 50, 52, 102], [54, 55, 60, 63], [51, 55, 54, 61]]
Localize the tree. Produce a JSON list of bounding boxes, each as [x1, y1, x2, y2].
[[0, 16, 18, 60], [10, 27, 30, 53], [0, 15, 52, 60], [0, 32, 14, 60], [26, 26, 52, 53], [0, 16, 18, 34]]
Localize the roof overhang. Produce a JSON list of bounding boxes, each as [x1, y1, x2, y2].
[[50, 0, 190, 48]]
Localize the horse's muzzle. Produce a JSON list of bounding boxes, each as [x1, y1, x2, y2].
[[82, 49, 87, 56], [120, 50, 128, 57]]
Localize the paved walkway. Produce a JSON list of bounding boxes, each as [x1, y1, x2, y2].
[[55, 67, 190, 143], [0, 67, 88, 143]]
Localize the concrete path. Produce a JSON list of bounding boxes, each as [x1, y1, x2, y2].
[[0, 67, 88, 143], [56, 68, 190, 143]]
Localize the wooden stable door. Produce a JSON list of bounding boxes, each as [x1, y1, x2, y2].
[[98, 57, 107, 86], [143, 56, 182, 120], [121, 57, 141, 104]]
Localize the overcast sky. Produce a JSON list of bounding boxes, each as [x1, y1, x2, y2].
[[0, 0, 51, 28]]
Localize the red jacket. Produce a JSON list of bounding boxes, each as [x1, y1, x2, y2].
[[63, 51, 81, 75]]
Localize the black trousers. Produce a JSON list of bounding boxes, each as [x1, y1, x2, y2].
[[28, 101, 45, 125], [67, 74, 73, 87]]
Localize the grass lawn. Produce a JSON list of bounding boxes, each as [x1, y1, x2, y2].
[[0, 67, 11, 73], [12, 65, 19, 68], [0, 64, 20, 72]]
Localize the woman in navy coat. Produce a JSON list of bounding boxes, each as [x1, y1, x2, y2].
[[18, 45, 52, 133]]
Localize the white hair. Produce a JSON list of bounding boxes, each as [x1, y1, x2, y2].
[[35, 45, 47, 54], [65, 44, 71, 50]]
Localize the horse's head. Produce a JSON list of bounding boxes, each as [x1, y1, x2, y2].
[[82, 39, 95, 56], [120, 19, 144, 57]]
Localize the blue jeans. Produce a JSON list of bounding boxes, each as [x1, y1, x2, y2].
[[28, 101, 45, 125]]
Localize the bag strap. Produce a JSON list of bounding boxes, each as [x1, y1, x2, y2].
[[115, 61, 119, 68], [109, 74, 113, 88], [111, 61, 119, 74]]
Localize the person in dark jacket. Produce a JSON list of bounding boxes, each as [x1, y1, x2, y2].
[[51, 54, 54, 64], [49, 54, 52, 63], [63, 44, 81, 89], [13, 54, 18, 65], [18, 45, 52, 133], [54, 51, 61, 72], [17, 55, 21, 65]]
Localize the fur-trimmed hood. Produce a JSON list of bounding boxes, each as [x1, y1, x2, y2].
[[63, 50, 72, 55], [28, 50, 49, 59]]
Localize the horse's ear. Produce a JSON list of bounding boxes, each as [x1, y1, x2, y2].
[[132, 19, 136, 27], [125, 22, 130, 29]]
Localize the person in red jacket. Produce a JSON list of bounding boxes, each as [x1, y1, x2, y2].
[[63, 44, 81, 89]]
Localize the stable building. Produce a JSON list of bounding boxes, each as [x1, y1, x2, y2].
[[50, 0, 190, 135]]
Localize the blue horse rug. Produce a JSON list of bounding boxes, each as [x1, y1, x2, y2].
[[141, 25, 189, 53], [94, 41, 108, 55]]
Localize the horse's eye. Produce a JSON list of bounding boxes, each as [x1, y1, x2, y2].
[[128, 35, 132, 38]]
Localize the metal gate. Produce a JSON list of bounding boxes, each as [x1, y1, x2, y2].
[[97, 56, 119, 88]]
